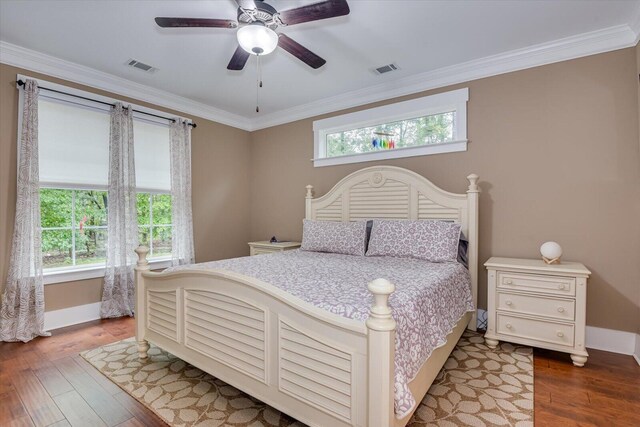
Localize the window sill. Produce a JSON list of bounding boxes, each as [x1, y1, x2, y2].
[[43, 257, 173, 285], [313, 140, 467, 167]]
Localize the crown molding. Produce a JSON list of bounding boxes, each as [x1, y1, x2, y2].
[[250, 23, 638, 130], [2, 20, 638, 133], [0, 41, 253, 131]]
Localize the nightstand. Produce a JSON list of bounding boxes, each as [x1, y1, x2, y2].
[[484, 257, 591, 367], [248, 241, 301, 256]]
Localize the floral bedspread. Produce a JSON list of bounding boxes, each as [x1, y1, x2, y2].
[[168, 250, 474, 419]]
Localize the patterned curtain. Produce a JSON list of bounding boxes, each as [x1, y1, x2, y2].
[[170, 119, 195, 266], [0, 79, 50, 342], [100, 103, 138, 318]]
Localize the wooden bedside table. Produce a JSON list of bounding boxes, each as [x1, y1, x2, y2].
[[484, 257, 591, 366], [248, 241, 301, 256]]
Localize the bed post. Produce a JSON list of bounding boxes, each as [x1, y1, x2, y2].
[[305, 185, 314, 219], [466, 174, 480, 331], [134, 245, 150, 359], [366, 278, 396, 427]]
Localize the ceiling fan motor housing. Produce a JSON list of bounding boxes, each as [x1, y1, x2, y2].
[[237, 1, 280, 29]]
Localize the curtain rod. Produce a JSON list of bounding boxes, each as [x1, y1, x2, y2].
[[17, 79, 197, 128]]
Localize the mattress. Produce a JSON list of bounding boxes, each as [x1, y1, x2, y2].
[[168, 249, 474, 418]]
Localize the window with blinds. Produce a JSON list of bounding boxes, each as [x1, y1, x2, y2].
[[37, 96, 173, 270]]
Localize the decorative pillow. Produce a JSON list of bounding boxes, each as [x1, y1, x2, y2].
[[301, 219, 367, 256], [366, 219, 462, 262]]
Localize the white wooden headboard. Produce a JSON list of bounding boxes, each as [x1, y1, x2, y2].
[[305, 166, 479, 330]]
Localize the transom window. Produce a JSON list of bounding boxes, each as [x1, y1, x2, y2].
[[313, 88, 468, 167]]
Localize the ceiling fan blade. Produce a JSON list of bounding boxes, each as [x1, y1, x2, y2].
[[227, 46, 251, 70], [278, 0, 350, 26], [278, 34, 326, 69], [234, 0, 256, 10], [155, 17, 237, 28]]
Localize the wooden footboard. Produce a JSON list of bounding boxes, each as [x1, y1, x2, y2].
[[134, 247, 396, 427]]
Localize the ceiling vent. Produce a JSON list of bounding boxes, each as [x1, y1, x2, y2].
[[373, 63, 398, 75], [126, 59, 157, 73]]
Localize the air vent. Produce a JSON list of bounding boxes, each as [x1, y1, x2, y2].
[[374, 63, 398, 75], [126, 59, 157, 73]]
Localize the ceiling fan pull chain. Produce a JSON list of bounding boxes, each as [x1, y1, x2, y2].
[[256, 54, 261, 113]]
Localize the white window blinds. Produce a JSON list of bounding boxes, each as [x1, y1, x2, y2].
[[38, 98, 110, 187], [133, 119, 171, 192], [38, 97, 171, 192]]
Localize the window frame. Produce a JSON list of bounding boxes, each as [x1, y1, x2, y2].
[[312, 88, 469, 167], [16, 74, 180, 285]]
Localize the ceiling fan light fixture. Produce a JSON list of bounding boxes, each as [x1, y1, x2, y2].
[[237, 22, 278, 55]]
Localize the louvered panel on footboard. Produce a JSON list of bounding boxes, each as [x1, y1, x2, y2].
[[279, 319, 353, 423], [147, 290, 178, 341], [184, 290, 267, 383]]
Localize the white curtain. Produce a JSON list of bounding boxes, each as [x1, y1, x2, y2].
[[0, 79, 50, 342], [100, 103, 138, 318], [170, 119, 195, 266]]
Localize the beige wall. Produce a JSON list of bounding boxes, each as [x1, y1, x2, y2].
[[250, 48, 640, 333], [2, 47, 639, 332], [0, 63, 252, 312], [637, 41, 640, 335]]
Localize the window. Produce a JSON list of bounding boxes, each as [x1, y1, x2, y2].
[[137, 193, 173, 258], [41, 189, 108, 269], [40, 189, 172, 269], [313, 88, 468, 167], [22, 77, 175, 284]]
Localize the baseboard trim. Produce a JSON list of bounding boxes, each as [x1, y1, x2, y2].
[[586, 326, 637, 356], [44, 302, 102, 331], [477, 309, 638, 362]]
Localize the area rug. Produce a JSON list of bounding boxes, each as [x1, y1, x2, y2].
[[81, 331, 533, 427]]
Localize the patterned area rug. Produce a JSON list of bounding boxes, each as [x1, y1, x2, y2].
[[80, 331, 533, 427]]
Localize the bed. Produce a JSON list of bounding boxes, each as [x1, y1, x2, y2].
[[133, 165, 479, 427]]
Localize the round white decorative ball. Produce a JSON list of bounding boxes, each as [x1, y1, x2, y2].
[[540, 241, 562, 260]]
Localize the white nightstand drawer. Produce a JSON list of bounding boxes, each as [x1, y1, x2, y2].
[[497, 313, 575, 347], [497, 292, 575, 321], [251, 248, 276, 256], [498, 271, 575, 296]]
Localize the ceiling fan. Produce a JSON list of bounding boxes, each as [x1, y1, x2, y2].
[[155, 0, 350, 71]]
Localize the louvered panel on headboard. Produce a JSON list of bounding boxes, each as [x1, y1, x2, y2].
[[315, 195, 342, 221], [348, 179, 409, 220], [417, 193, 460, 221]]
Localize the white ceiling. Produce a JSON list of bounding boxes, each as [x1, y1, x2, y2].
[[1, 0, 639, 129]]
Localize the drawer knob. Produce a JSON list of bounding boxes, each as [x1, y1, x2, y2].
[[505, 300, 513, 306], [505, 323, 513, 329], [557, 331, 564, 338], [557, 307, 565, 313], [558, 284, 566, 290], [506, 280, 513, 285]]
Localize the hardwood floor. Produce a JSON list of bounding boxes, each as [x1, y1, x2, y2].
[[1, 317, 638, 426]]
